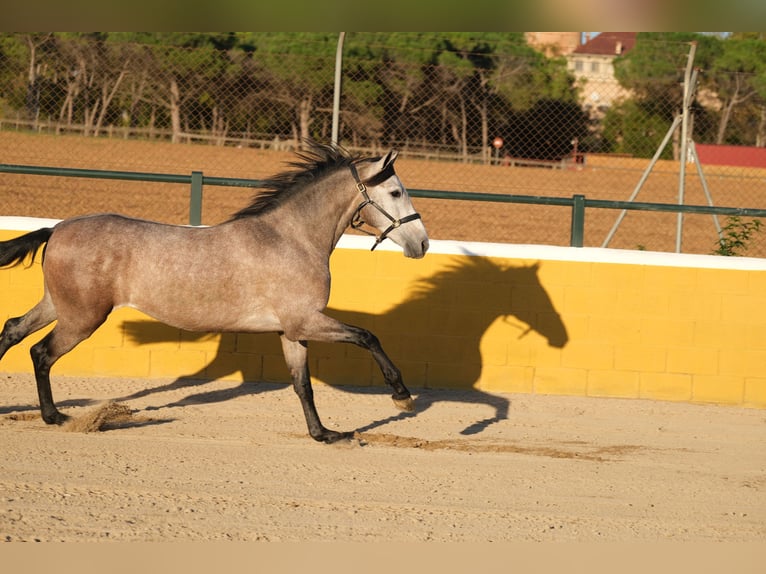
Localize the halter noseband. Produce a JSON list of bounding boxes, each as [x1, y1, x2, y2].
[[348, 161, 422, 251]]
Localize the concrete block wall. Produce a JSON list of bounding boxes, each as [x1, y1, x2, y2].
[[1, 218, 764, 408]]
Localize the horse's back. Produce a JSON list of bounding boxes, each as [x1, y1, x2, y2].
[[47, 214, 202, 279], [45, 215, 220, 324], [52, 213, 190, 240], [42, 213, 316, 333]]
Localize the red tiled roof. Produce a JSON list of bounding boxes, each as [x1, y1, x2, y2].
[[572, 32, 637, 56], [696, 144, 766, 169]]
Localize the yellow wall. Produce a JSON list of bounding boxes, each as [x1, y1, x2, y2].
[[1, 226, 764, 408]]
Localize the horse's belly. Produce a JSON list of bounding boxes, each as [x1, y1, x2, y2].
[[119, 298, 283, 334]]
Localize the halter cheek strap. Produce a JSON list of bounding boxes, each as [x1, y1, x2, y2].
[[348, 162, 422, 251]]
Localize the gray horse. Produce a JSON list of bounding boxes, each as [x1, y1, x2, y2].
[[0, 141, 429, 442]]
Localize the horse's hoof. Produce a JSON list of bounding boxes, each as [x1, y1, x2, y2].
[[392, 396, 415, 412], [313, 430, 355, 444], [42, 411, 70, 425]]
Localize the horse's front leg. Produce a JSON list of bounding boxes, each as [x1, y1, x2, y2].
[[279, 335, 353, 443], [347, 325, 415, 412], [290, 314, 415, 413]]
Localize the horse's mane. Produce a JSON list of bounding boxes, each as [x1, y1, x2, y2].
[[230, 140, 364, 220]]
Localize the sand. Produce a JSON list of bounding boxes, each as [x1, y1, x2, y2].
[[0, 372, 763, 542]]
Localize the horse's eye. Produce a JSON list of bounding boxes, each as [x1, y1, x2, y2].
[[390, 190, 402, 198]]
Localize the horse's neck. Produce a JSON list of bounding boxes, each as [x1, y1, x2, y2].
[[309, 170, 362, 250], [262, 169, 359, 254]]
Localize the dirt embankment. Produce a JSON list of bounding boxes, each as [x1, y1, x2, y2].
[[2, 131, 765, 255]]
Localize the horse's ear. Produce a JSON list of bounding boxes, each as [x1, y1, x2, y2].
[[384, 150, 399, 167], [362, 150, 398, 182]]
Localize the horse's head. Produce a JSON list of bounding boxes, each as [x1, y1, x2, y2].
[[349, 151, 429, 259]]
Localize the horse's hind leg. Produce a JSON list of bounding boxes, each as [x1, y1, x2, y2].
[[280, 334, 353, 443], [0, 294, 57, 361], [30, 312, 109, 425]]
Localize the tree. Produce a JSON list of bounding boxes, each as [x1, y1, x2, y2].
[[0, 34, 54, 123], [49, 33, 136, 137], [357, 33, 575, 160], [602, 99, 674, 158], [707, 35, 766, 145], [612, 32, 722, 159], [338, 58, 385, 147], [108, 33, 233, 143], [614, 33, 720, 114], [434, 33, 521, 161], [346, 33, 441, 149], [236, 32, 338, 147]]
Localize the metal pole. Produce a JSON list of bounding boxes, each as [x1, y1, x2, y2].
[[331, 32, 346, 148], [688, 139, 722, 237], [571, 194, 585, 247], [601, 114, 682, 247], [190, 171, 203, 226], [675, 41, 697, 253]]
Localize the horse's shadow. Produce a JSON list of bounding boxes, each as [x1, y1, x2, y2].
[[118, 256, 568, 435], [0, 398, 97, 416]]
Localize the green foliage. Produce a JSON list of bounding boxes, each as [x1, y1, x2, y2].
[[3, 32, 761, 156], [713, 216, 763, 256], [602, 99, 673, 158], [613, 33, 720, 115], [712, 37, 766, 79], [707, 36, 766, 145], [612, 32, 766, 149]]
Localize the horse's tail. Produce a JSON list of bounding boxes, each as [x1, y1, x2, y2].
[[0, 227, 54, 269]]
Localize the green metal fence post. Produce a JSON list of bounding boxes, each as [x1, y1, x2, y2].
[[190, 171, 203, 226], [571, 194, 585, 247]]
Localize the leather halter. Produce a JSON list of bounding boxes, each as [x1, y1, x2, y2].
[[348, 161, 422, 251]]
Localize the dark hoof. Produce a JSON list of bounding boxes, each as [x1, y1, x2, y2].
[[392, 396, 415, 412], [42, 410, 70, 425], [313, 430, 355, 444]]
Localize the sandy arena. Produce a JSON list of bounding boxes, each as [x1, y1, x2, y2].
[[1, 133, 765, 543], [0, 372, 764, 542]]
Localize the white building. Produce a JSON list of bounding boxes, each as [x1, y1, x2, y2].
[[566, 32, 636, 116]]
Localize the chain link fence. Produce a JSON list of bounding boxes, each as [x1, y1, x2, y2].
[[1, 32, 764, 256]]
